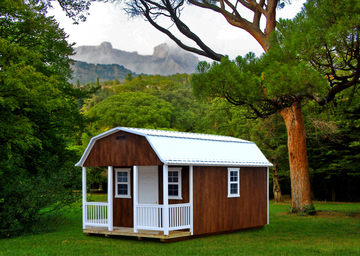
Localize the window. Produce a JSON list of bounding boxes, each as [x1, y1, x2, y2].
[[228, 168, 240, 197], [115, 168, 131, 198], [168, 167, 182, 199]]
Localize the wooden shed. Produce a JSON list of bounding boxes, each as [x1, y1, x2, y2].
[[76, 127, 272, 241]]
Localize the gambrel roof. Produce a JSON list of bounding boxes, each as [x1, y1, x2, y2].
[[75, 127, 272, 167]]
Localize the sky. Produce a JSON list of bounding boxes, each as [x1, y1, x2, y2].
[[48, 0, 307, 61]]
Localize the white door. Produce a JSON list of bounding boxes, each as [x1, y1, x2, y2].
[[138, 166, 158, 204]]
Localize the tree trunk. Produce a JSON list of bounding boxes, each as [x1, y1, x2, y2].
[[272, 165, 283, 203], [280, 101, 313, 212]]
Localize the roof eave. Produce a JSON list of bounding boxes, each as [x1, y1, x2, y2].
[[165, 161, 273, 167]]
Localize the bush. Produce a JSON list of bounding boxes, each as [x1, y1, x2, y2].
[[0, 155, 81, 238]]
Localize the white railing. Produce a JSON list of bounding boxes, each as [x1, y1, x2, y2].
[[136, 204, 163, 230], [84, 202, 108, 227], [136, 203, 191, 231], [169, 203, 191, 230]]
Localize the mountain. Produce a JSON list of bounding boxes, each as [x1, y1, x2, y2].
[[70, 61, 135, 84], [72, 42, 199, 76]]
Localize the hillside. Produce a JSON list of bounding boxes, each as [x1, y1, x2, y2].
[[70, 61, 135, 84], [72, 42, 199, 76]]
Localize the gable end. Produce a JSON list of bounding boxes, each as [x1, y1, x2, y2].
[[82, 131, 163, 167]]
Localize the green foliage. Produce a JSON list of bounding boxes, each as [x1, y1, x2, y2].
[[86, 92, 174, 132], [0, 155, 81, 237], [306, 89, 360, 201], [86, 167, 107, 186], [70, 61, 135, 84], [192, 52, 327, 119], [273, 0, 360, 104], [193, 55, 264, 118], [0, 0, 94, 237], [81, 73, 209, 133]]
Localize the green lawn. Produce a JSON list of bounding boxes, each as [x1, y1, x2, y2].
[[1, 200, 359, 256]]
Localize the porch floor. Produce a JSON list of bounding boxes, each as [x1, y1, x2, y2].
[[84, 226, 191, 241]]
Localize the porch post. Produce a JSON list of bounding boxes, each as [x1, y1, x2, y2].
[[108, 166, 113, 231], [133, 166, 138, 233], [82, 167, 87, 230], [163, 164, 169, 235], [189, 165, 194, 235], [267, 167, 269, 225]]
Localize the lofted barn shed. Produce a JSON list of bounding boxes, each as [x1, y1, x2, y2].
[[76, 127, 272, 241]]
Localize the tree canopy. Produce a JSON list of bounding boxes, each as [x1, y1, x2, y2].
[[0, 0, 95, 237], [86, 92, 174, 132]]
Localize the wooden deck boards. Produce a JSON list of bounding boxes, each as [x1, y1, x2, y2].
[[84, 226, 191, 241]]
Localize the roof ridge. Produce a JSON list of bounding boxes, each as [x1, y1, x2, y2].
[[122, 127, 251, 143]]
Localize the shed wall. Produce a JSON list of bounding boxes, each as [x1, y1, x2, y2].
[[113, 167, 133, 227], [83, 131, 163, 167], [193, 166, 267, 235]]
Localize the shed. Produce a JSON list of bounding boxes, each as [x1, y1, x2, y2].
[[76, 127, 272, 241]]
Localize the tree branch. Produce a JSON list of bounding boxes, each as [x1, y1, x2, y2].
[[125, 0, 224, 60]]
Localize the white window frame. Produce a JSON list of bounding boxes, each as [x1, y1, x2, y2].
[[115, 168, 131, 198], [168, 167, 182, 200], [228, 168, 240, 198]]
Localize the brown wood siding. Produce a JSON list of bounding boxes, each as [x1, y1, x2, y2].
[[193, 166, 267, 235], [113, 167, 133, 227], [159, 166, 189, 205], [83, 131, 163, 167]]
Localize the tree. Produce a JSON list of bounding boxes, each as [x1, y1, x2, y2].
[[123, 0, 285, 60], [86, 92, 174, 133], [0, 0, 95, 237], [192, 0, 360, 212]]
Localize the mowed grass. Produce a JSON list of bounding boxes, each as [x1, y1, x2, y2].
[[1, 197, 359, 256]]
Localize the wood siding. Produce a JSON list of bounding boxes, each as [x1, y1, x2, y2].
[[193, 166, 267, 235], [158, 166, 190, 205], [83, 131, 163, 167], [113, 167, 133, 227]]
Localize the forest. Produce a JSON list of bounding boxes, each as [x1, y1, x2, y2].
[[1, 0, 359, 238]]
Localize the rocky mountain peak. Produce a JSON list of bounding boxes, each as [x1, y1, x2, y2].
[[153, 43, 170, 59], [72, 42, 199, 75], [99, 41, 113, 52]]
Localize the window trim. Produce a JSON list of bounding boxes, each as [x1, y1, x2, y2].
[[115, 168, 131, 198], [168, 167, 182, 200], [228, 168, 240, 198]]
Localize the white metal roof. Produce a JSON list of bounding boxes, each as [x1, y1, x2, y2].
[[75, 127, 273, 167]]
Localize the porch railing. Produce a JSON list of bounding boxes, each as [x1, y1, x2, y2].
[[84, 202, 108, 227], [83, 202, 191, 231], [136, 204, 163, 230], [136, 203, 191, 231], [169, 203, 191, 231]]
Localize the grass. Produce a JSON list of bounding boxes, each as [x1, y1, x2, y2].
[[1, 198, 359, 256]]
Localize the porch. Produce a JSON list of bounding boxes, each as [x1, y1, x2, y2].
[[82, 165, 194, 237], [83, 226, 191, 241]]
